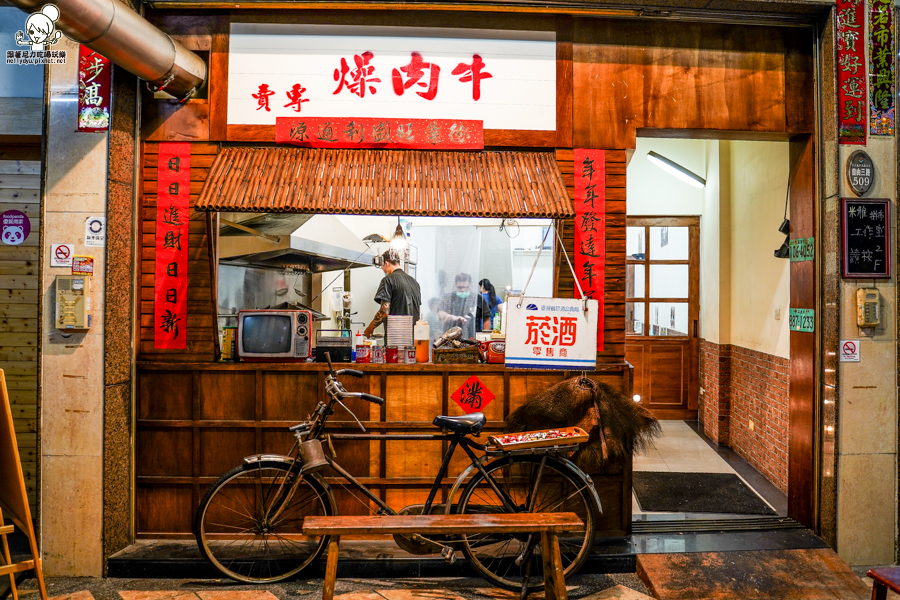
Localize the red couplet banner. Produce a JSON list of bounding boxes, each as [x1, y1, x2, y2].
[[275, 117, 483, 150], [837, 0, 867, 145], [573, 149, 605, 350], [154, 143, 191, 349]]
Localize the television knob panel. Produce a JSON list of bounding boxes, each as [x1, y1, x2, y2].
[[297, 313, 309, 325]]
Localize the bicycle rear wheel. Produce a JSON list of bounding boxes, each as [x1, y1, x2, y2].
[[456, 455, 598, 591], [195, 459, 335, 583]]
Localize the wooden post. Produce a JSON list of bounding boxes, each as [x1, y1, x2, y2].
[[540, 531, 567, 600], [323, 535, 341, 600]]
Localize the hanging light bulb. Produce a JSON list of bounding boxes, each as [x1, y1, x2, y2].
[[389, 217, 409, 261]]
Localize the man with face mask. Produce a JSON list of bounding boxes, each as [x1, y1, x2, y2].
[[437, 273, 491, 339]]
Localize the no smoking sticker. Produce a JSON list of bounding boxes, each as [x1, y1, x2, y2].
[[839, 340, 860, 362], [51, 244, 74, 267]]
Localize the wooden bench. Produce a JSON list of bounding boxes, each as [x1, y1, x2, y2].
[[868, 567, 900, 599], [302, 513, 584, 600]]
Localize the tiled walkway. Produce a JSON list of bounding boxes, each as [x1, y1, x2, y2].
[[632, 421, 782, 521]]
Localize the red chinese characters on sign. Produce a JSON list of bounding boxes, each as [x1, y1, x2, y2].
[[276, 117, 484, 150], [574, 149, 605, 349], [524, 315, 578, 348], [77, 46, 110, 132], [284, 84, 309, 112], [154, 143, 190, 350], [451, 375, 495, 414], [334, 51, 381, 98], [253, 84, 275, 111], [837, 0, 867, 144], [452, 54, 492, 101], [392, 52, 440, 101]]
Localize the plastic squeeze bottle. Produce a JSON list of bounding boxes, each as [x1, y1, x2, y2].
[[414, 318, 430, 363]]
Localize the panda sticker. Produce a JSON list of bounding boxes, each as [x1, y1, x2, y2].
[[1, 210, 31, 246]]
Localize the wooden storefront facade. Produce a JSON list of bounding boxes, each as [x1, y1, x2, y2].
[[134, 9, 821, 537]]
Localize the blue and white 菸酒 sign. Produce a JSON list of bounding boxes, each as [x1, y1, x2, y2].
[[505, 297, 599, 370]]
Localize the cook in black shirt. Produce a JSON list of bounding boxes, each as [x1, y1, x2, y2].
[[363, 250, 422, 340]]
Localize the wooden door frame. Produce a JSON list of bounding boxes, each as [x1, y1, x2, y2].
[[625, 216, 700, 419]]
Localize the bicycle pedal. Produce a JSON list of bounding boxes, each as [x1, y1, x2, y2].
[[441, 545, 456, 564]]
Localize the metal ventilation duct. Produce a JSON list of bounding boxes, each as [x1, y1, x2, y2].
[[9, 0, 207, 100]]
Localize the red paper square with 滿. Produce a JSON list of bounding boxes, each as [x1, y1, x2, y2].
[[451, 375, 495, 414]]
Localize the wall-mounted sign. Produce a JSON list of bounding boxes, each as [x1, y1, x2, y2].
[[789, 237, 815, 262], [846, 150, 874, 196], [837, 0, 867, 145], [228, 24, 556, 131], [869, 0, 895, 136], [276, 117, 483, 149], [154, 143, 190, 349], [839, 339, 860, 362], [573, 149, 605, 349], [77, 46, 110, 132], [50, 243, 73, 267], [71, 255, 94, 275], [841, 197, 890, 278], [789, 308, 815, 332], [1, 210, 30, 245], [84, 216, 105, 247], [505, 297, 599, 370]]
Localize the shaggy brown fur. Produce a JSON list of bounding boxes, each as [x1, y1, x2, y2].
[[506, 377, 660, 472]]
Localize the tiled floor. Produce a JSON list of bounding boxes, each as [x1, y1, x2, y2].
[[632, 420, 782, 521]]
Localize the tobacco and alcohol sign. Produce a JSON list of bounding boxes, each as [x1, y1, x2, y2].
[[505, 297, 599, 370], [276, 117, 483, 149], [228, 24, 556, 131], [841, 198, 890, 278]]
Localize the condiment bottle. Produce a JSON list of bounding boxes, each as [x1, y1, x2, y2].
[[354, 330, 363, 362], [414, 318, 430, 363]]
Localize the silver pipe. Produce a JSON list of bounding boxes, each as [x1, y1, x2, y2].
[[10, 0, 207, 100]]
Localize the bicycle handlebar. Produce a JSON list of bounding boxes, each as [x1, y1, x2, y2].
[[359, 393, 385, 405], [337, 369, 364, 378]]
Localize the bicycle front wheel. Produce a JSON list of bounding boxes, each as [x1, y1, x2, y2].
[[195, 459, 335, 583], [456, 455, 598, 591]]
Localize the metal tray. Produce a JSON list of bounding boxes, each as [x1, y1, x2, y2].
[[487, 426, 590, 451]]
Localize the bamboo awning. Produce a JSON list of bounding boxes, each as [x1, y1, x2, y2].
[[196, 147, 574, 218]]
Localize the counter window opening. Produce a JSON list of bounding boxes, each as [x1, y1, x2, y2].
[[215, 212, 558, 361]]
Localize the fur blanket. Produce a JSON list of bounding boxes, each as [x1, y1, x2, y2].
[[506, 377, 660, 472]]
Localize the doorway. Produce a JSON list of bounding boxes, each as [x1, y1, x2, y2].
[[625, 216, 699, 420]]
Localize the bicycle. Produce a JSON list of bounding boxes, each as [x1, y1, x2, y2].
[[195, 353, 602, 590]]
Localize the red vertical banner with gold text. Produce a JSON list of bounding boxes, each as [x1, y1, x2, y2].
[[77, 46, 111, 132], [573, 149, 605, 350], [154, 143, 191, 349], [837, 0, 867, 144]]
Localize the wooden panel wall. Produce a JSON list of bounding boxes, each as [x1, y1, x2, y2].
[[136, 363, 632, 537], [139, 143, 218, 361], [554, 150, 626, 365], [0, 159, 40, 514], [572, 20, 815, 149]]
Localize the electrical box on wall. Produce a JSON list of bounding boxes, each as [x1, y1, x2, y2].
[[56, 275, 91, 330], [856, 288, 880, 328]]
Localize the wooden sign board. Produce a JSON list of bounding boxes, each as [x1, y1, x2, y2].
[[841, 198, 891, 278]]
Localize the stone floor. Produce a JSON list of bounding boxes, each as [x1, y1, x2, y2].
[[7, 575, 655, 600]]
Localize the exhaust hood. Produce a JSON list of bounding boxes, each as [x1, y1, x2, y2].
[[219, 214, 377, 272]]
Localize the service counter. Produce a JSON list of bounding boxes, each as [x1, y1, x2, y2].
[[136, 361, 633, 538]]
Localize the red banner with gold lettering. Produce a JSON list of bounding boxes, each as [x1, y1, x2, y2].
[[276, 117, 483, 149], [837, 0, 867, 144], [154, 143, 191, 349], [573, 149, 605, 349]]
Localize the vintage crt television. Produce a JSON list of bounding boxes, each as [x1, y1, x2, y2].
[[236, 309, 311, 361]]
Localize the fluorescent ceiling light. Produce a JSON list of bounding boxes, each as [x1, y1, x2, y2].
[[647, 151, 706, 188]]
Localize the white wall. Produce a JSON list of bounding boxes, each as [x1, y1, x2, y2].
[[627, 137, 790, 358]]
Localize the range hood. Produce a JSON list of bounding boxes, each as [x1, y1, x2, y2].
[[220, 214, 377, 272]]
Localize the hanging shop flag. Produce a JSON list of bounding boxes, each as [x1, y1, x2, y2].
[[573, 149, 605, 349], [154, 143, 191, 349], [837, 0, 867, 144], [505, 297, 599, 370], [77, 46, 111, 132], [276, 117, 484, 149], [869, 0, 895, 136]]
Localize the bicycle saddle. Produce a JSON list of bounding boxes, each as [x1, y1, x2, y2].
[[433, 413, 486, 435]]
